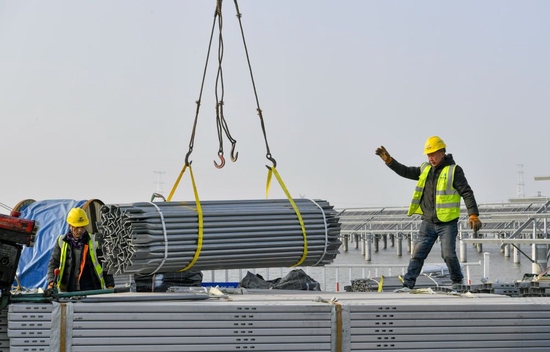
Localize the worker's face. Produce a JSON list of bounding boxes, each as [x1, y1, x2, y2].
[[427, 149, 445, 167], [70, 225, 86, 238]]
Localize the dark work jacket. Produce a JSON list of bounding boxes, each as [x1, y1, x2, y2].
[[47, 231, 115, 291], [387, 153, 479, 223]]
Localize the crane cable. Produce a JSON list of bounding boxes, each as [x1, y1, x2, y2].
[[233, 0, 275, 169], [166, 2, 233, 271], [167, 0, 307, 268], [233, 0, 307, 266], [214, 0, 238, 169], [167, 0, 225, 202]]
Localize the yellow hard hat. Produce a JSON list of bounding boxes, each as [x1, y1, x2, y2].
[[424, 136, 446, 154], [67, 208, 89, 227]]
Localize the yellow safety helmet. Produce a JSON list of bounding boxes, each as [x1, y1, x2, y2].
[[424, 136, 446, 154], [67, 208, 89, 227]]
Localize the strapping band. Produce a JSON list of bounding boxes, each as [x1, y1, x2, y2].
[[331, 301, 343, 352], [309, 198, 329, 267], [149, 202, 168, 275]]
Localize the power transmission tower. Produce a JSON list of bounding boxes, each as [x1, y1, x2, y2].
[[153, 171, 166, 195], [517, 164, 525, 198]]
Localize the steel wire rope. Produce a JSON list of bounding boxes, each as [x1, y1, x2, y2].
[[213, 0, 238, 168], [230, 0, 310, 267], [167, 2, 220, 201], [232, 0, 276, 167], [183, 2, 219, 167]]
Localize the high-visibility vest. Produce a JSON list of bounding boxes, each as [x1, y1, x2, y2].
[[408, 163, 461, 222], [57, 234, 106, 291]]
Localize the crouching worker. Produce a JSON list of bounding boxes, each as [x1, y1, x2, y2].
[[47, 207, 114, 292]]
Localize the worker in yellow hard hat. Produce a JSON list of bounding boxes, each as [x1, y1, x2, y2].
[[375, 136, 482, 292], [46, 208, 114, 292]]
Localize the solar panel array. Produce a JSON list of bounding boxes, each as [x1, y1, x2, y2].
[[337, 200, 550, 237]]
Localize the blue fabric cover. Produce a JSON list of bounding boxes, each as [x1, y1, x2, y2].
[[16, 199, 87, 289]]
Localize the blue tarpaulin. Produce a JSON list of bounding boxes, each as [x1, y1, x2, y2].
[[16, 199, 87, 289]]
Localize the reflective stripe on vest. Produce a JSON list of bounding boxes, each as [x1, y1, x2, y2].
[[408, 163, 430, 216], [56, 234, 106, 290], [408, 164, 461, 221]]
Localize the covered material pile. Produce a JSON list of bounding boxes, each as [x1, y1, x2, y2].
[[98, 199, 341, 275], [239, 269, 321, 291]]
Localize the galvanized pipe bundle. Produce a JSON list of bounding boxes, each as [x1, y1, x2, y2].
[[97, 199, 341, 275]]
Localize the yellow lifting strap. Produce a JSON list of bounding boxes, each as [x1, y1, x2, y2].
[[378, 275, 385, 292], [166, 164, 204, 271], [266, 166, 308, 267]]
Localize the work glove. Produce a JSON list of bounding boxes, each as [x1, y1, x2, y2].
[[375, 146, 393, 164], [469, 214, 482, 232]]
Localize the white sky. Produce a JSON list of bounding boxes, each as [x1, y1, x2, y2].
[[1, 0, 549, 213]]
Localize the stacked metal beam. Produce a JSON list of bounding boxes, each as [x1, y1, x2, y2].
[[345, 294, 550, 351], [7, 303, 50, 351], [8, 299, 333, 352], [0, 309, 9, 352], [97, 199, 341, 275], [8, 293, 550, 351]]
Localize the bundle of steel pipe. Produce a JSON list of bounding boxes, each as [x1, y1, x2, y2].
[[97, 199, 341, 275]]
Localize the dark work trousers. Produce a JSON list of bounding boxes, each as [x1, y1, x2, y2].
[[403, 220, 463, 288]]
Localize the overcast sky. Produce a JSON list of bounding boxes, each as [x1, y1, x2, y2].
[[1, 0, 549, 214]]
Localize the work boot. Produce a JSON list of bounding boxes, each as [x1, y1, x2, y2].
[[393, 286, 412, 293], [451, 281, 464, 291]]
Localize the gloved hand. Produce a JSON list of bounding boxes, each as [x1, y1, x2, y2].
[[375, 146, 393, 164], [469, 214, 482, 232], [45, 281, 56, 297]]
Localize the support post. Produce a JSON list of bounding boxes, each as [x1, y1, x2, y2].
[[343, 235, 349, 252], [483, 252, 490, 279], [396, 233, 403, 257], [459, 233, 467, 263], [513, 244, 521, 264], [364, 234, 372, 262]]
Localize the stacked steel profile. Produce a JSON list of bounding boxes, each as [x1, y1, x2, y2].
[[10, 294, 550, 351], [97, 199, 341, 275]]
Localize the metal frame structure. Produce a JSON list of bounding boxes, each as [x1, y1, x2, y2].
[[337, 199, 550, 271], [338, 199, 550, 237]]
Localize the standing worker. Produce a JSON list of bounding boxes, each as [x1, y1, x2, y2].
[[47, 208, 114, 292], [375, 136, 482, 291]]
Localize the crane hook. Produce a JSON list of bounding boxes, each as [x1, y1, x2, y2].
[[230, 143, 238, 162], [214, 151, 226, 169], [185, 149, 193, 167], [266, 153, 277, 168]]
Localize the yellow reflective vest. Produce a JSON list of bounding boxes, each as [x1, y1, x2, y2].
[[408, 163, 461, 222], [57, 234, 106, 291]]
